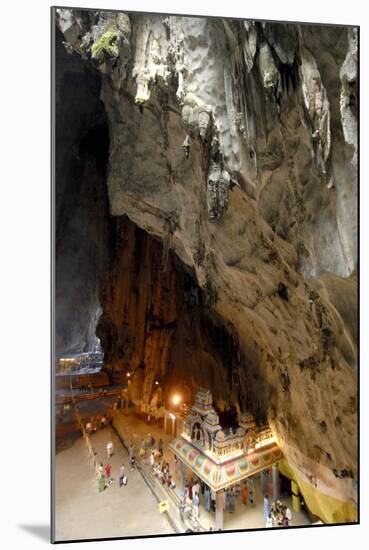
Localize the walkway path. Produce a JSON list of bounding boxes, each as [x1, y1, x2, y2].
[[55, 424, 174, 541]]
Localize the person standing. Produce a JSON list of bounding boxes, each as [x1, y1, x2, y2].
[[241, 482, 249, 505], [106, 441, 114, 459], [119, 463, 126, 488], [184, 481, 190, 502], [158, 438, 163, 458], [266, 513, 273, 528], [139, 439, 146, 457], [189, 478, 194, 501], [225, 490, 230, 512], [128, 443, 134, 463], [205, 486, 211, 512], [285, 506, 292, 525], [192, 491, 200, 519], [211, 489, 216, 512], [192, 480, 200, 499], [249, 486, 254, 505], [98, 473, 106, 493], [150, 450, 155, 468], [97, 462, 104, 479], [105, 463, 112, 481], [263, 495, 270, 521], [130, 453, 136, 471], [229, 488, 236, 513]]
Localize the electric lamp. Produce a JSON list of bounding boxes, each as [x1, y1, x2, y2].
[[172, 394, 181, 406]]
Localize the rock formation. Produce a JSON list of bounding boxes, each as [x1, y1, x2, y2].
[[55, 9, 358, 523]]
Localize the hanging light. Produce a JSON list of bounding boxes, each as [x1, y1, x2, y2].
[[172, 394, 181, 406]]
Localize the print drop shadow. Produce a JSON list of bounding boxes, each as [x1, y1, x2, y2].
[[18, 524, 50, 542]]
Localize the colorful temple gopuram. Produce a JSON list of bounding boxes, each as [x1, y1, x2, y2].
[[169, 388, 283, 529]]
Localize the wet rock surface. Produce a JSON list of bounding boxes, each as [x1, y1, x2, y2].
[[55, 10, 358, 521]]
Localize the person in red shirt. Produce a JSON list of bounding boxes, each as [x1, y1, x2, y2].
[[105, 463, 112, 481]]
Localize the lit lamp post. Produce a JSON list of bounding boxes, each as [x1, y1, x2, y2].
[[172, 394, 181, 410], [170, 394, 181, 437], [122, 372, 131, 413]]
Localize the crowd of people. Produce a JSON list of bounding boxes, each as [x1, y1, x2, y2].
[[96, 438, 136, 493], [97, 459, 131, 493], [264, 495, 293, 527], [180, 475, 294, 529], [85, 413, 111, 434], [152, 458, 176, 489], [148, 437, 176, 489]]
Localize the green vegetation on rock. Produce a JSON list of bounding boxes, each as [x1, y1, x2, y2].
[[91, 31, 120, 63]]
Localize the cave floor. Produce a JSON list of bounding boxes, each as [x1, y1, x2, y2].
[[54, 424, 174, 541], [112, 410, 312, 532]]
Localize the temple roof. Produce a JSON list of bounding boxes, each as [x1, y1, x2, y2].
[[169, 437, 283, 492]]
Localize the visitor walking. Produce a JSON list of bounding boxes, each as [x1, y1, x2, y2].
[[105, 463, 112, 481], [106, 441, 114, 459], [130, 454, 136, 470], [98, 473, 106, 493], [128, 443, 134, 462], [97, 462, 104, 479], [119, 463, 126, 488], [158, 438, 163, 458]]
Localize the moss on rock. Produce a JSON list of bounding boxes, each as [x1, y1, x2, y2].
[[91, 31, 120, 64]]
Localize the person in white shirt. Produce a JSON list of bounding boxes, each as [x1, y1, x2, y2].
[[97, 463, 104, 479], [192, 481, 200, 498], [106, 441, 114, 458], [285, 506, 292, 524]]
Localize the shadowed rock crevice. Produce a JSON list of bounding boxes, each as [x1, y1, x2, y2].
[[55, 29, 111, 355]]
